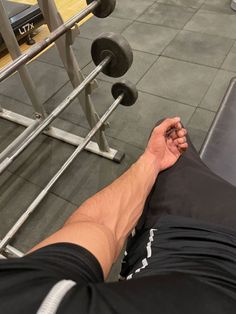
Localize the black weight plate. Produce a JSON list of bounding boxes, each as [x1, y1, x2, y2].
[[91, 32, 133, 77], [86, 0, 116, 18], [112, 80, 138, 106]]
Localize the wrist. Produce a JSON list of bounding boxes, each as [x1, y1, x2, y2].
[[141, 150, 160, 176]]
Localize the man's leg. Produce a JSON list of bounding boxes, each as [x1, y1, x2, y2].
[[139, 135, 236, 230], [120, 126, 236, 280]]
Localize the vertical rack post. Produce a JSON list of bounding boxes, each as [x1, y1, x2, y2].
[[0, 0, 47, 119], [37, 0, 111, 152]]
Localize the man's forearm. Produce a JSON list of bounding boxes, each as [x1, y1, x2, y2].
[[66, 151, 160, 259]]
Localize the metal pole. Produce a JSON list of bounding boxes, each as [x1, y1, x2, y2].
[[0, 93, 123, 252], [0, 0, 100, 83], [0, 119, 41, 163], [4, 244, 24, 258], [38, 0, 110, 153], [0, 108, 122, 161], [0, 0, 46, 117], [0, 56, 110, 174]]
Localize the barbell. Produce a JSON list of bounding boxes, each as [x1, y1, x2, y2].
[[92, 32, 133, 77], [0, 79, 138, 253], [0, 0, 117, 83], [87, 0, 116, 18], [0, 32, 133, 174]]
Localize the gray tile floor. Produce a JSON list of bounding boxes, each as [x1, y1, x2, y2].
[[0, 0, 236, 280]]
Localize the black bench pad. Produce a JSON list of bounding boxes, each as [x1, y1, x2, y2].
[[200, 77, 236, 187]]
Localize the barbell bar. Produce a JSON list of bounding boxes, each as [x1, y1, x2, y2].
[[0, 32, 133, 174], [0, 0, 116, 83], [0, 80, 138, 252]]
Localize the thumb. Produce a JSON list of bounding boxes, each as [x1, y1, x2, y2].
[[159, 117, 181, 134]]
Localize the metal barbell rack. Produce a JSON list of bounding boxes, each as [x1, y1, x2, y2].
[[0, 0, 138, 257], [0, 0, 120, 165], [0, 80, 138, 256]]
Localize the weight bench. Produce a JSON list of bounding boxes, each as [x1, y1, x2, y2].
[[0, 0, 44, 52], [200, 1, 235, 183], [200, 77, 236, 187]]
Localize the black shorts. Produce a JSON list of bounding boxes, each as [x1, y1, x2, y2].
[[0, 243, 103, 313], [1, 241, 236, 314]]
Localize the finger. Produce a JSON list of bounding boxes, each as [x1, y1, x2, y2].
[[167, 126, 186, 140], [178, 142, 188, 153], [177, 128, 187, 138], [159, 117, 181, 135], [175, 122, 182, 130], [174, 137, 187, 145], [165, 128, 178, 139], [179, 142, 188, 149], [170, 130, 178, 140]]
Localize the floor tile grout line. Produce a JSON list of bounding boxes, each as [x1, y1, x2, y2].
[[183, 26, 236, 41], [187, 62, 219, 128], [6, 167, 79, 208], [156, 0, 206, 10], [197, 69, 220, 109], [0, 92, 32, 108], [0, 76, 71, 112], [42, 79, 71, 107], [172, 28, 236, 42], [158, 54, 225, 71], [134, 56, 159, 86], [123, 19, 185, 32], [138, 89, 217, 113], [93, 74, 218, 112], [136, 1, 198, 30], [150, 1, 199, 11], [35, 58, 65, 69], [120, 19, 135, 36], [111, 0, 157, 22], [133, 0, 158, 22], [218, 39, 236, 70], [110, 14, 140, 22]]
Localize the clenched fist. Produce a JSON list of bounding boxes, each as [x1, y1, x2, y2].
[[146, 117, 188, 172]]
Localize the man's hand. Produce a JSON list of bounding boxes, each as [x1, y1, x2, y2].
[[146, 117, 188, 172]]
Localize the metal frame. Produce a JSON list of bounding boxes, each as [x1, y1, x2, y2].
[[0, 0, 123, 169], [0, 0, 126, 256], [37, 0, 111, 152], [200, 78, 236, 158], [0, 0, 46, 117], [2, 243, 23, 258], [0, 55, 122, 174], [0, 0, 99, 82], [0, 109, 120, 161]]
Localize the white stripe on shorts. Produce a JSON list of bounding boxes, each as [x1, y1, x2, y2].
[[127, 228, 157, 280], [37, 279, 76, 314]]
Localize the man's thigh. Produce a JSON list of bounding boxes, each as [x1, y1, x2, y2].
[[138, 136, 236, 231], [0, 243, 103, 314]]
